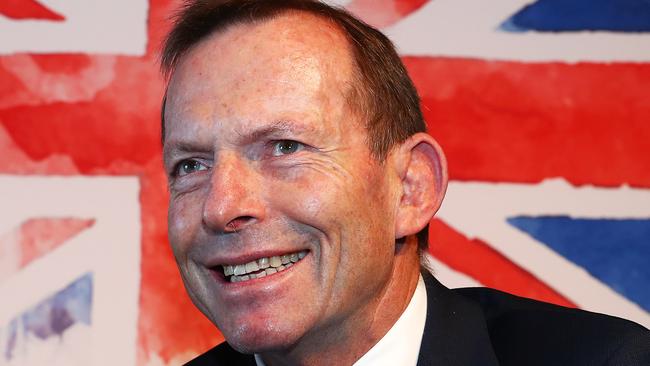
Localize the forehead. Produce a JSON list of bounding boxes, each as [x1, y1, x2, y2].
[[164, 12, 357, 135]]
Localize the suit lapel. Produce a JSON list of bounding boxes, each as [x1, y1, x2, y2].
[[189, 273, 499, 366], [417, 272, 500, 366]]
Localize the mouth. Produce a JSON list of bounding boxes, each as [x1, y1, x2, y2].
[[220, 250, 308, 283]]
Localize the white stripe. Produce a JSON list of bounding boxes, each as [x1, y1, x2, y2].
[[438, 178, 650, 328], [0, 0, 148, 55], [381, 0, 650, 62], [0, 176, 141, 366]]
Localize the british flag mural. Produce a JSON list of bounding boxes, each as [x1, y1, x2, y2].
[[1, 0, 649, 364]]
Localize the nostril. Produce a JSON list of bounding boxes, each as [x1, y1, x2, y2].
[[225, 216, 256, 232]]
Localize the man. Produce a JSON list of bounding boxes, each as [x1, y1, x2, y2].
[[160, 1, 650, 365]]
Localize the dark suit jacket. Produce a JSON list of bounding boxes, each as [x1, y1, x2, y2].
[[185, 273, 650, 365]]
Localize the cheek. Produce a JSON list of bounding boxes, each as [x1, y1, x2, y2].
[[167, 193, 204, 256], [266, 158, 394, 229], [268, 166, 396, 265], [268, 173, 344, 227]]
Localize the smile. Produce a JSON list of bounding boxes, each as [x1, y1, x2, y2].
[[222, 250, 308, 283]]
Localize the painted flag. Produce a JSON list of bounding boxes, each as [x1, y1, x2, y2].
[[0, 0, 648, 364]]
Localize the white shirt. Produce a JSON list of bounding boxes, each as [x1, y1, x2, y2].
[[255, 275, 428, 366]]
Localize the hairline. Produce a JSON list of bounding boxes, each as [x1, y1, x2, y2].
[[162, 9, 379, 158]]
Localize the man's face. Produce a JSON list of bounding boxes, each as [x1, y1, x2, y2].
[[163, 14, 402, 352]]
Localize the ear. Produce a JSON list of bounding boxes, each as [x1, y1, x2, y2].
[[393, 133, 448, 240]]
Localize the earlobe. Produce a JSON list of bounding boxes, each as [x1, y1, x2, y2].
[[394, 133, 448, 240]]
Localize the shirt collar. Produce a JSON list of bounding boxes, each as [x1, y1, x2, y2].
[[255, 274, 427, 366]]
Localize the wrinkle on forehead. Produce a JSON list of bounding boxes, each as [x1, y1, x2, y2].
[[163, 11, 364, 155], [167, 11, 355, 105]]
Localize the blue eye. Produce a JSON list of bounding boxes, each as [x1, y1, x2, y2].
[[175, 159, 208, 177], [272, 140, 304, 156]]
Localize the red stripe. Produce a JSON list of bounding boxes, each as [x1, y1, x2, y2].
[[429, 219, 576, 308], [20, 218, 95, 267], [403, 57, 650, 188], [347, 0, 429, 28], [0, 218, 94, 283], [0, 0, 65, 21]]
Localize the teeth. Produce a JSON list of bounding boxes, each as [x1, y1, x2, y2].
[[224, 265, 234, 276], [258, 257, 270, 269], [245, 261, 259, 273], [222, 250, 308, 283], [233, 264, 246, 276], [270, 256, 282, 268]]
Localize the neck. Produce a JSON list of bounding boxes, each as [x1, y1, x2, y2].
[[260, 236, 421, 366]]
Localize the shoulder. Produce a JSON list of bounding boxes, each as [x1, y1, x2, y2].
[[184, 342, 256, 366], [453, 287, 650, 365]]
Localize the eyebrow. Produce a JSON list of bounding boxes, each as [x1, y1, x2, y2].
[[162, 140, 212, 166], [164, 140, 210, 154], [240, 120, 316, 143], [163, 119, 318, 160]]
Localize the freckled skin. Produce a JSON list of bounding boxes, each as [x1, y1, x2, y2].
[[163, 13, 421, 366]]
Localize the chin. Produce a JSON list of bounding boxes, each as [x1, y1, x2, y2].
[[227, 337, 291, 355], [221, 319, 306, 355]]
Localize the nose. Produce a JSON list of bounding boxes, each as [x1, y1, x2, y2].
[[202, 153, 265, 233]]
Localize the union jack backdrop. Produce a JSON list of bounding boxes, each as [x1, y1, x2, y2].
[[1, 0, 649, 365]]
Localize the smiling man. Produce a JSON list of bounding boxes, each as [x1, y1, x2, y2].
[[160, 1, 650, 365]]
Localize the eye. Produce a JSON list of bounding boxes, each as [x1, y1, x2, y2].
[[271, 140, 305, 156], [175, 159, 208, 177]]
